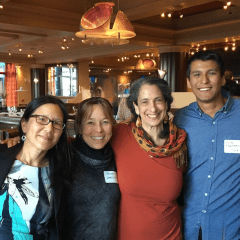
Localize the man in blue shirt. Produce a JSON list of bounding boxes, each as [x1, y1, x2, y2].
[[174, 50, 240, 240]]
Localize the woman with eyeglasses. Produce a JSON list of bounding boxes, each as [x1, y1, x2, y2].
[[0, 95, 73, 239]]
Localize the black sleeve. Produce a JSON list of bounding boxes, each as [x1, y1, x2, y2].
[[0, 144, 8, 152]]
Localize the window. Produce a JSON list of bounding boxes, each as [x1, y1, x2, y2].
[[47, 64, 77, 97], [0, 62, 6, 98]]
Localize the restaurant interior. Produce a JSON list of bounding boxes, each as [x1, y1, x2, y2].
[[0, 0, 240, 140]]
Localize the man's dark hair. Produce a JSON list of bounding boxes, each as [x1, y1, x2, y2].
[[186, 50, 225, 79]]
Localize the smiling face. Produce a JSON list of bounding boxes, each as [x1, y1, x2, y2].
[[21, 103, 64, 153], [81, 104, 112, 149], [133, 84, 167, 132], [187, 60, 226, 105]]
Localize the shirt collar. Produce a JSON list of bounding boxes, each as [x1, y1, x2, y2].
[[191, 90, 233, 116]]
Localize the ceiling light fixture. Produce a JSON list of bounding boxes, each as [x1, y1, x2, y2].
[[19, 48, 22, 52], [224, 46, 229, 51], [161, 13, 165, 17], [8, 51, 11, 56], [168, 13, 172, 18], [75, 2, 136, 45], [180, 14, 183, 18], [227, 1, 231, 6]]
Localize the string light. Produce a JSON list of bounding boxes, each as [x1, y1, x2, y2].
[[227, 1, 231, 6], [161, 13, 165, 18], [0, 5, 3, 9], [203, 47, 207, 51], [223, 5, 228, 9], [168, 13, 172, 18], [224, 46, 229, 51], [180, 14, 183, 18]]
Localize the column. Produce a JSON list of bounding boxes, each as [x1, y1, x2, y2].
[[158, 46, 190, 92], [78, 60, 90, 99]]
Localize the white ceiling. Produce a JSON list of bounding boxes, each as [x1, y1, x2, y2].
[[0, 0, 240, 67]]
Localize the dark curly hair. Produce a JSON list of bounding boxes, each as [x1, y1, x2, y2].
[[127, 77, 173, 139]]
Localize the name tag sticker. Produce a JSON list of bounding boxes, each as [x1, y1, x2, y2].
[[224, 140, 240, 153], [104, 171, 118, 183]]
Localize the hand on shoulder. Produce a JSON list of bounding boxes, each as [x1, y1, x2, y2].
[[0, 136, 20, 148]]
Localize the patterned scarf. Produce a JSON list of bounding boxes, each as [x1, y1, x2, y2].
[[132, 117, 187, 168]]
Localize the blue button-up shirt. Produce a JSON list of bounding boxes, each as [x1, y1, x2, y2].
[[174, 92, 240, 240]]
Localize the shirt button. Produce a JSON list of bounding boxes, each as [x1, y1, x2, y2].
[[202, 210, 206, 213], [210, 157, 213, 160], [208, 175, 211, 178], [205, 193, 208, 196], [212, 140, 215, 142], [213, 121, 215, 124]]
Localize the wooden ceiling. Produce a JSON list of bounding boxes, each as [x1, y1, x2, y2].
[[0, 0, 240, 69]]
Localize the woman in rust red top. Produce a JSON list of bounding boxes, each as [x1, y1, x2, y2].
[[111, 77, 187, 240]]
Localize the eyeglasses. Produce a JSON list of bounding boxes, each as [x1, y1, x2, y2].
[[30, 115, 65, 130]]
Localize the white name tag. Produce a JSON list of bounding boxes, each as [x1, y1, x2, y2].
[[224, 140, 240, 153], [104, 171, 118, 183]]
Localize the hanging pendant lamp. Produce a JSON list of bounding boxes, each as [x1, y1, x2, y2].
[[76, 2, 136, 45]]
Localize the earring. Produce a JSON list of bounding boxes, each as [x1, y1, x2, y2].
[[164, 113, 169, 124], [136, 115, 141, 127], [21, 134, 26, 141]]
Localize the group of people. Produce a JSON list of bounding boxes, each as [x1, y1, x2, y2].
[[0, 50, 239, 240]]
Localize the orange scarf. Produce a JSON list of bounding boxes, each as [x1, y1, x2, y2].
[[132, 117, 187, 168]]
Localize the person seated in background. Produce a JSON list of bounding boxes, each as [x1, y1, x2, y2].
[[116, 79, 137, 122], [0, 95, 73, 239], [221, 70, 240, 97], [116, 96, 132, 122]]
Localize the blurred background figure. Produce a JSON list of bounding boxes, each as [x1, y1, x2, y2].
[[222, 70, 240, 97]]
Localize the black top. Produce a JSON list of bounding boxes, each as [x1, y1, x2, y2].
[[0, 143, 66, 240], [64, 136, 120, 240]]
